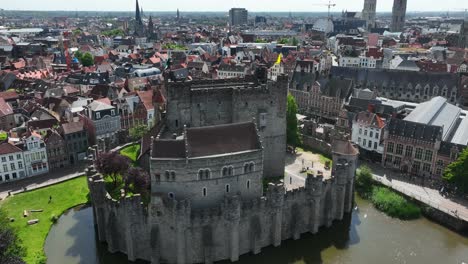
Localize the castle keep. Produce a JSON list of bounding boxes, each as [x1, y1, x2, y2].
[[87, 139, 358, 264], [164, 76, 288, 178]]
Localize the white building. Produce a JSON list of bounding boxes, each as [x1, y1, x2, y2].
[[351, 111, 386, 154], [0, 142, 26, 183], [268, 62, 284, 81], [23, 131, 49, 177], [217, 64, 246, 79], [339, 56, 378, 68]]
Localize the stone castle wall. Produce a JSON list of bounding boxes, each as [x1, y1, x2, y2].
[[164, 76, 288, 177], [87, 153, 356, 264]]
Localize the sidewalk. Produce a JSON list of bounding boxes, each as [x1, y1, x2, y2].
[[0, 164, 87, 201], [363, 161, 468, 222]]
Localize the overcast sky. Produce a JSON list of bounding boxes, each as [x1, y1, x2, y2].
[[5, 0, 468, 12]]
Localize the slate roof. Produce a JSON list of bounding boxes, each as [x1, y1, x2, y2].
[[330, 66, 459, 94], [151, 122, 262, 159], [332, 140, 359, 156], [317, 78, 354, 100], [88, 100, 114, 111], [0, 98, 13, 117], [387, 118, 442, 142]]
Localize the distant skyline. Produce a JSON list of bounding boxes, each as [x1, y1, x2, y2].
[[5, 0, 468, 13]]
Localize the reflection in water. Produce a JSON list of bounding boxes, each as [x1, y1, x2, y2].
[[45, 197, 468, 264]]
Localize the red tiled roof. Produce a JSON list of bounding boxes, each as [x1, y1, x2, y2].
[[0, 142, 22, 155], [0, 90, 19, 101], [137, 90, 154, 111]]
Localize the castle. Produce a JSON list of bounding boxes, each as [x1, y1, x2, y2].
[[87, 138, 358, 264]]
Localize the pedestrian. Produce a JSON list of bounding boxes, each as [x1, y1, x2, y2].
[[49, 195, 52, 203]]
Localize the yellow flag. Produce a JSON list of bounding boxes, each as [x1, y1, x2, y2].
[[275, 53, 283, 65]]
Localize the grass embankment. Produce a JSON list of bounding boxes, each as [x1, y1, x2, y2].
[[356, 166, 421, 220], [120, 144, 141, 163], [0, 177, 89, 264]]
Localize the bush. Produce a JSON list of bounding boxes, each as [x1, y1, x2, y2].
[[371, 187, 421, 220], [356, 165, 374, 198], [50, 214, 58, 223]]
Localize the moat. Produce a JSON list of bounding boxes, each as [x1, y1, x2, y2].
[[45, 196, 468, 264]]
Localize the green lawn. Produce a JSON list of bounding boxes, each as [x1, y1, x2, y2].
[[120, 144, 141, 162], [0, 177, 89, 264]]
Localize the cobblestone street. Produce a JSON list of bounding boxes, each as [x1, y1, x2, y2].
[[284, 150, 332, 191]]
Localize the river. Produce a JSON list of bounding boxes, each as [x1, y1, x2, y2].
[[45, 196, 468, 264]]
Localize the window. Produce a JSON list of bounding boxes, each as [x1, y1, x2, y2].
[[247, 180, 250, 189], [10, 164, 15, 170], [12, 173, 17, 179], [168, 192, 175, 199], [374, 142, 377, 150], [249, 163, 254, 172], [111, 109, 115, 116], [394, 157, 401, 167], [423, 163, 431, 173], [368, 140, 372, 148], [387, 142, 394, 153], [405, 146, 413, 157], [396, 144, 403, 155], [359, 128, 362, 135], [8, 155, 13, 161], [96, 112, 101, 119], [171, 171, 176, 181], [385, 155, 393, 163], [363, 139, 367, 146], [364, 130, 368, 136], [424, 150, 433, 162], [16, 154, 21, 159], [370, 131, 373, 138], [412, 161, 421, 173], [18, 161, 23, 169], [228, 166, 233, 176], [259, 112, 267, 128], [165, 171, 170, 180], [222, 167, 228, 176], [226, 184, 230, 193], [2, 164, 7, 172], [41, 152, 45, 160], [358, 137, 361, 143], [202, 187, 207, 197], [415, 148, 423, 160], [1, 157, 5, 162], [244, 164, 249, 173]]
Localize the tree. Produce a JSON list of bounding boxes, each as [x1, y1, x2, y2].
[[443, 147, 468, 194], [124, 167, 150, 196], [286, 93, 301, 149], [0, 209, 26, 264], [356, 165, 374, 197], [291, 37, 299, 46], [129, 125, 149, 141], [74, 50, 83, 62], [94, 152, 130, 187], [81, 52, 94, 67]]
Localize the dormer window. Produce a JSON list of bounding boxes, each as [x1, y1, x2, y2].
[[96, 112, 101, 119], [111, 110, 115, 116]]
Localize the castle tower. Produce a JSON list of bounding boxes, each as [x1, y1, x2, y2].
[[391, 0, 407, 32], [362, 0, 377, 29], [134, 0, 145, 37]]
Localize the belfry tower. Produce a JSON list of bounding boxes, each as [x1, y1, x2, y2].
[[391, 0, 407, 32], [362, 0, 377, 29], [134, 0, 145, 37]]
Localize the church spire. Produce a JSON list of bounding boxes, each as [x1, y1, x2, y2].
[[135, 0, 142, 23]]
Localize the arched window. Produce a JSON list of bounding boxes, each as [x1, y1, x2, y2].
[[202, 187, 207, 197], [244, 163, 249, 173], [165, 171, 170, 180], [222, 167, 228, 176], [247, 180, 250, 189], [198, 169, 204, 180], [205, 169, 211, 179], [228, 166, 233, 176], [249, 162, 254, 172], [226, 184, 230, 193], [171, 171, 176, 181]]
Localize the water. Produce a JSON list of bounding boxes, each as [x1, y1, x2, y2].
[[45, 197, 468, 264]]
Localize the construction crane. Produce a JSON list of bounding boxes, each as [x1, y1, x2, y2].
[[311, 0, 336, 20], [452, 8, 468, 20], [58, 31, 72, 72]]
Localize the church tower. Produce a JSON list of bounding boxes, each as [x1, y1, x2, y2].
[[147, 16, 155, 40], [134, 0, 145, 37], [391, 0, 407, 32], [362, 0, 377, 30]]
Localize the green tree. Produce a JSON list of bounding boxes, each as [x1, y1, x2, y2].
[[292, 37, 299, 46], [81, 52, 94, 67], [74, 50, 83, 62], [278, 38, 289, 44], [0, 208, 26, 264], [356, 165, 374, 197], [443, 147, 468, 194], [286, 93, 301, 149], [129, 124, 149, 141]]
